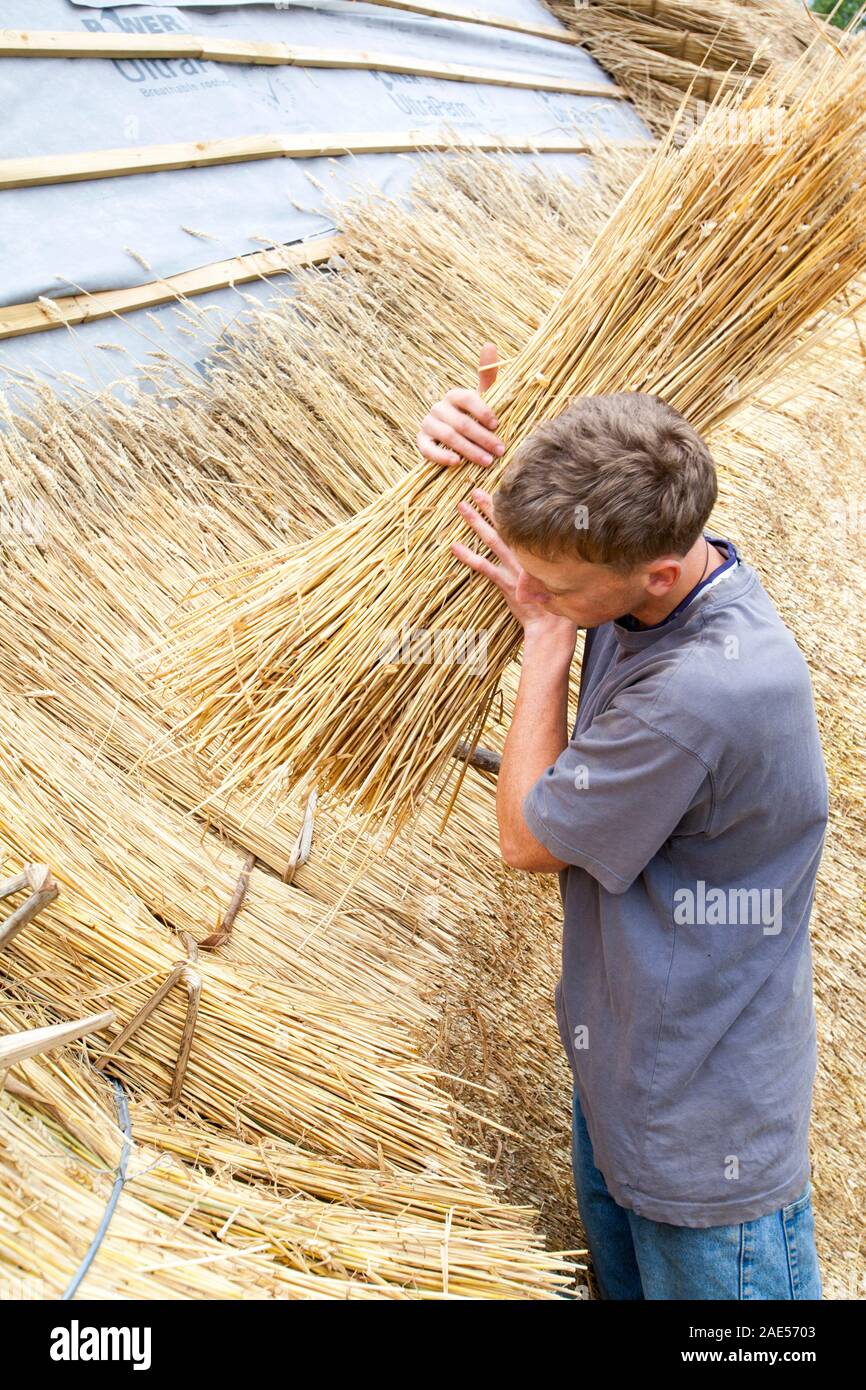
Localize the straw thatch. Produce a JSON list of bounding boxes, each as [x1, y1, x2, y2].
[[1, 1001, 575, 1298], [1, 132, 863, 1297]]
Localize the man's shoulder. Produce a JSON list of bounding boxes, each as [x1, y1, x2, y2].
[[609, 577, 817, 765]]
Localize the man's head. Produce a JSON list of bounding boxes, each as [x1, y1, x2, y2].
[[493, 392, 718, 627]]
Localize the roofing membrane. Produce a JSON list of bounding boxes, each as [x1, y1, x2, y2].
[[0, 0, 649, 395]]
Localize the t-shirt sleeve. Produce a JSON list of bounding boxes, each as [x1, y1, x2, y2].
[[522, 704, 711, 894]]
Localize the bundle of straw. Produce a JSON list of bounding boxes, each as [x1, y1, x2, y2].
[[0, 152, 637, 537], [0, 490, 506, 947], [0, 681, 456, 1018], [158, 41, 866, 831], [546, 0, 820, 135]]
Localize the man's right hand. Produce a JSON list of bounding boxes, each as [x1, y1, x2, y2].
[[416, 343, 505, 468]]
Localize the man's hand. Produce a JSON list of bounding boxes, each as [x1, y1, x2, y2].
[[452, 489, 577, 648], [417, 343, 505, 468], [452, 486, 572, 873]]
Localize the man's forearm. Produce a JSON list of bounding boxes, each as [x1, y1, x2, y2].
[[496, 625, 575, 870]]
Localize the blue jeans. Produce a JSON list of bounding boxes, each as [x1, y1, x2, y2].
[[571, 1089, 822, 1300]]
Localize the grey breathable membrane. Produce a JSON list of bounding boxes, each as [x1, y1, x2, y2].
[[1, 1, 649, 398]]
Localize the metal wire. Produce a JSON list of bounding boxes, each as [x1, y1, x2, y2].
[[61, 1075, 131, 1301]]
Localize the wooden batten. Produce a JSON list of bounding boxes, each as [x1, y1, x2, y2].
[[0, 30, 618, 99], [0, 235, 346, 339], [0, 132, 644, 191], [0, 5, 583, 59]]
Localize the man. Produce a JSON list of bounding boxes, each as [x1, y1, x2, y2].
[[417, 347, 827, 1300]]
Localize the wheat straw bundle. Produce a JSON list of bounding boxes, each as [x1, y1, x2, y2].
[[0, 1055, 313, 1300], [579, 0, 776, 69], [129, 1105, 522, 1226], [0, 684, 455, 1015], [131, 1156, 574, 1299], [158, 42, 866, 832], [0, 452, 575, 1250], [0, 484, 572, 1229], [1, 148, 626, 920], [545, 0, 812, 134], [0, 1106, 321, 1300], [0, 497, 507, 951], [0, 151, 638, 544], [577, 0, 815, 58]]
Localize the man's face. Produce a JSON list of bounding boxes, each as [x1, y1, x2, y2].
[[510, 544, 680, 629]]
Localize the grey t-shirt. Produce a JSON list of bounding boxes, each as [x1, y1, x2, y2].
[[523, 542, 828, 1227]]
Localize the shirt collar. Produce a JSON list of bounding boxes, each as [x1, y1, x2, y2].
[[614, 536, 741, 645]]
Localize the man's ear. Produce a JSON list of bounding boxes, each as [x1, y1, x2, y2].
[[644, 559, 681, 595]]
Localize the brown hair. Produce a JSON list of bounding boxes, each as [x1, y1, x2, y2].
[[493, 393, 717, 571]]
